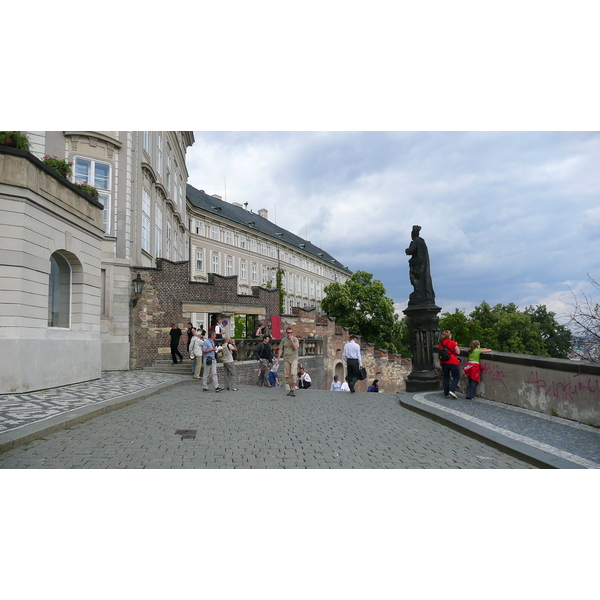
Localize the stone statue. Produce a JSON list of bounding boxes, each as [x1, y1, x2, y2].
[[405, 225, 436, 306]]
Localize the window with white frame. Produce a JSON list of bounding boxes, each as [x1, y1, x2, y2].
[[143, 131, 152, 155], [240, 261, 247, 280], [303, 278, 308, 295], [310, 280, 314, 297], [141, 188, 151, 253], [271, 269, 277, 286], [226, 257, 234, 276], [239, 235, 246, 249], [251, 239, 257, 253], [173, 169, 179, 206], [262, 266, 268, 284], [166, 221, 172, 259], [195, 220, 204, 236], [166, 149, 171, 192], [196, 250, 204, 272], [251, 263, 258, 283], [173, 229, 179, 259], [260, 242, 267, 255], [288, 272, 293, 292], [226, 230, 233, 245], [74, 157, 112, 235], [155, 204, 163, 258], [296, 275, 300, 292], [270, 246, 277, 258], [156, 133, 163, 178], [211, 225, 219, 241], [212, 253, 219, 274]]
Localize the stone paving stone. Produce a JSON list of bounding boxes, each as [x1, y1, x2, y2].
[[0, 384, 535, 469]]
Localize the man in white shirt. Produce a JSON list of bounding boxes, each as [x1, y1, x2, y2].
[[342, 334, 362, 393]]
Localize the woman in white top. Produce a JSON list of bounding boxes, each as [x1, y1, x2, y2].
[[330, 375, 342, 391]]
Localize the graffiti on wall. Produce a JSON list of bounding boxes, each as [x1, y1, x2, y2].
[[481, 363, 509, 388], [525, 370, 600, 403]]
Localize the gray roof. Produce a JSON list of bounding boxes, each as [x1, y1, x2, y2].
[[186, 184, 351, 273]]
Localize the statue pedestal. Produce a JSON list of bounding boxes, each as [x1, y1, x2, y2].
[[403, 304, 441, 393]]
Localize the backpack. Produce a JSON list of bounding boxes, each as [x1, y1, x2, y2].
[[439, 340, 451, 362]]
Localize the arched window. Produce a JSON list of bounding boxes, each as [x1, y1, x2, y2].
[[48, 252, 71, 328]]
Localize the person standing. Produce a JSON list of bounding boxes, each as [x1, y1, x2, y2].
[[439, 330, 461, 399], [330, 375, 342, 391], [221, 335, 238, 391], [297, 367, 312, 389], [343, 334, 362, 393], [276, 326, 299, 397], [464, 340, 492, 399], [367, 379, 379, 392], [340, 380, 350, 392], [189, 330, 205, 380], [185, 322, 195, 354], [254, 335, 274, 387], [168, 323, 183, 365], [214, 318, 224, 340], [202, 331, 224, 392], [269, 363, 280, 388]]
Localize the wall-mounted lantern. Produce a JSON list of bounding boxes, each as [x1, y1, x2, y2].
[[131, 273, 146, 307]]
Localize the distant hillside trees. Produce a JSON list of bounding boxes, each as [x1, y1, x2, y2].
[[439, 301, 572, 359]]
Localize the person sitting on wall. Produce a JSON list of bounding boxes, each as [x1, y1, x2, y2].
[[367, 379, 379, 393], [297, 367, 312, 389]]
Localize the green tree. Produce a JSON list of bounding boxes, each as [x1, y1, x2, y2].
[[525, 305, 572, 359], [439, 309, 473, 346], [322, 270, 402, 353]]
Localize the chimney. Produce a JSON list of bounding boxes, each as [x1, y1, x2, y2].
[[258, 208, 269, 220], [212, 194, 222, 200]]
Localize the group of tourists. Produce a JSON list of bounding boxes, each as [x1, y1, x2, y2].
[[438, 330, 492, 399]]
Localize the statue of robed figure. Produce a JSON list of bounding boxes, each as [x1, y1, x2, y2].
[[403, 225, 441, 392], [405, 225, 436, 306]]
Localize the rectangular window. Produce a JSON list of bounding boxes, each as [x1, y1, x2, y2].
[[260, 242, 267, 256], [173, 229, 178, 259], [143, 131, 152, 155], [226, 230, 233, 245], [166, 150, 171, 191], [196, 250, 204, 272], [173, 169, 179, 206], [288, 272, 293, 292], [240, 261, 247, 280], [212, 253, 219, 274], [310, 280, 315, 297], [166, 221, 172, 259], [74, 157, 112, 235], [303, 278, 308, 295], [270, 246, 277, 258], [211, 226, 219, 241], [262, 266, 268, 284], [155, 205, 163, 258], [252, 264, 258, 283], [239, 236, 247, 249], [195, 220, 204, 236], [251, 239, 257, 253], [227, 258, 234, 276], [141, 188, 151, 253], [156, 133, 163, 178]]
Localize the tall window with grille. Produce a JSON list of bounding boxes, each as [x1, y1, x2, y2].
[[240, 261, 247, 280], [262, 266, 268, 284], [252, 263, 258, 283], [211, 225, 219, 241], [196, 250, 204, 272], [226, 257, 234, 276], [74, 157, 112, 235], [212, 253, 219, 274], [226, 230, 233, 245], [239, 236, 246, 249], [173, 228, 179, 260], [166, 149, 171, 192], [155, 204, 163, 258], [141, 188, 151, 253], [195, 220, 204, 236], [251, 239, 257, 253]]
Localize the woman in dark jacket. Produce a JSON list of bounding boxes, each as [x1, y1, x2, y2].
[[367, 379, 379, 392]]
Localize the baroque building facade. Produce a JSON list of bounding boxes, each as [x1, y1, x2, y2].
[[25, 131, 195, 371], [186, 184, 351, 337]]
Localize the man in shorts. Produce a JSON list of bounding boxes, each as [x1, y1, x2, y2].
[[276, 326, 299, 397]]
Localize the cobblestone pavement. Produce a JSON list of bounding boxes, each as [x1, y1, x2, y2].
[[0, 384, 531, 469], [411, 392, 600, 469], [0, 371, 189, 435]]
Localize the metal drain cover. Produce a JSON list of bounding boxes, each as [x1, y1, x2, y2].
[[175, 429, 197, 440]]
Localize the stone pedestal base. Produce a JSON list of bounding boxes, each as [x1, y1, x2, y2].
[[403, 303, 441, 393]]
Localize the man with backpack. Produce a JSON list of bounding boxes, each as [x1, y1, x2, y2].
[[254, 335, 274, 387]]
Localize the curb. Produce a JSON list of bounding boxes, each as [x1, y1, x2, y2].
[[0, 379, 195, 455], [397, 393, 586, 469]]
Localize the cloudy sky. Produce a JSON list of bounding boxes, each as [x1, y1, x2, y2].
[[186, 132, 600, 322]]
